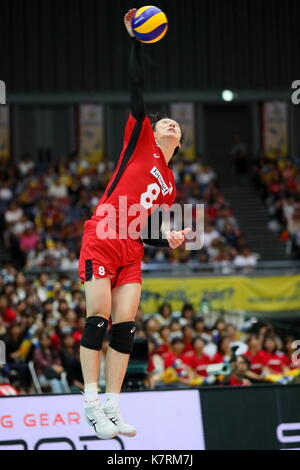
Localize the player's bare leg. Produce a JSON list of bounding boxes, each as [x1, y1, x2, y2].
[[81, 276, 111, 384], [80, 275, 117, 439], [103, 282, 141, 437]]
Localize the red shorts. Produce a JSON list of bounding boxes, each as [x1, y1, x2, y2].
[[79, 219, 144, 289]]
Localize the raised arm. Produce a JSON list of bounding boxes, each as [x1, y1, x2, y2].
[[124, 9, 146, 122]]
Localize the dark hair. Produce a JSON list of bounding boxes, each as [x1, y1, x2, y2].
[[181, 303, 194, 314], [171, 337, 184, 346], [159, 325, 170, 335], [192, 336, 206, 348], [234, 354, 251, 370], [149, 112, 184, 157], [193, 317, 204, 325], [217, 335, 230, 354], [158, 302, 172, 316], [262, 335, 277, 353], [246, 333, 259, 345], [214, 318, 226, 329], [182, 323, 194, 333]]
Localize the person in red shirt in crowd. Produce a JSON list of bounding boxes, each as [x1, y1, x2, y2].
[[73, 316, 86, 344], [261, 336, 290, 375], [155, 326, 171, 356], [182, 324, 194, 353], [257, 322, 276, 347], [183, 337, 211, 377], [226, 355, 252, 386], [49, 318, 73, 351], [162, 338, 194, 383], [244, 334, 266, 377], [147, 339, 156, 375], [211, 335, 232, 364], [0, 295, 17, 324], [146, 339, 165, 389], [283, 336, 300, 370]]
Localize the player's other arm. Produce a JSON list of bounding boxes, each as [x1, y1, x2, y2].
[[142, 210, 191, 249], [124, 9, 146, 122]]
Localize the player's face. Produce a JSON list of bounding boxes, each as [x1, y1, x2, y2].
[[154, 118, 182, 146]]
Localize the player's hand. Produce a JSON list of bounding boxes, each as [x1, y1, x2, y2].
[[165, 228, 192, 249], [124, 8, 137, 37]]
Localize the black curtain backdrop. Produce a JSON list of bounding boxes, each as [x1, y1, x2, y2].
[[1, 0, 299, 93]]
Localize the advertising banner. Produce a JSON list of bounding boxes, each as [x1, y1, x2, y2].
[[2, 385, 300, 450], [0, 390, 204, 450], [0, 105, 10, 160], [262, 102, 288, 158], [141, 275, 300, 313], [79, 104, 104, 166]]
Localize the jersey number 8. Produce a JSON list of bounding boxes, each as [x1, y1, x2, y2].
[[140, 183, 160, 210]]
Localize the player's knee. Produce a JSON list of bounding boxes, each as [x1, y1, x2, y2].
[[80, 316, 109, 351], [109, 321, 136, 354]]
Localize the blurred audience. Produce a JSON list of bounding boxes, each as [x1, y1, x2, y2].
[[0, 267, 299, 394], [0, 153, 255, 271], [252, 156, 300, 259]]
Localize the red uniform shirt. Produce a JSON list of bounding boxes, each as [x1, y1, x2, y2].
[[147, 354, 155, 373], [72, 330, 83, 344], [93, 114, 176, 239], [182, 351, 211, 377], [3, 307, 17, 324], [163, 351, 190, 374], [261, 351, 289, 374], [244, 350, 266, 375], [183, 341, 194, 354], [228, 376, 247, 386], [211, 352, 225, 364], [156, 343, 170, 356]]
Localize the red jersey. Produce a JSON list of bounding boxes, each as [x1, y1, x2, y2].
[[211, 352, 225, 364], [72, 330, 83, 344], [183, 341, 194, 354], [156, 343, 170, 356], [182, 351, 211, 377], [147, 354, 155, 373], [3, 307, 17, 324], [244, 350, 266, 375], [228, 376, 248, 386], [163, 351, 190, 373], [92, 114, 176, 239], [261, 351, 289, 374]]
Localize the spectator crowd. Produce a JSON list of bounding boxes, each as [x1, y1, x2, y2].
[[0, 269, 299, 396], [253, 156, 300, 259], [0, 151, 259, 273]]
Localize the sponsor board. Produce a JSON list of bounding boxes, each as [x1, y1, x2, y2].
[[0, 390, 205, 450]]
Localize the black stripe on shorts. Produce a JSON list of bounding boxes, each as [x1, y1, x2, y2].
[[85, 259, 93, 282]]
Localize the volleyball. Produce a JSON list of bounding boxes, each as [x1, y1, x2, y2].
[[132, 6, 168, 44]]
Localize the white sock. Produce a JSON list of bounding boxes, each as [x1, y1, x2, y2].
[[104, 392, 120, 408], [84, 383, 98, 401]]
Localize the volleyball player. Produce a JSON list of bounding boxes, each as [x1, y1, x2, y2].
[[79, 8, 191, 439]]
